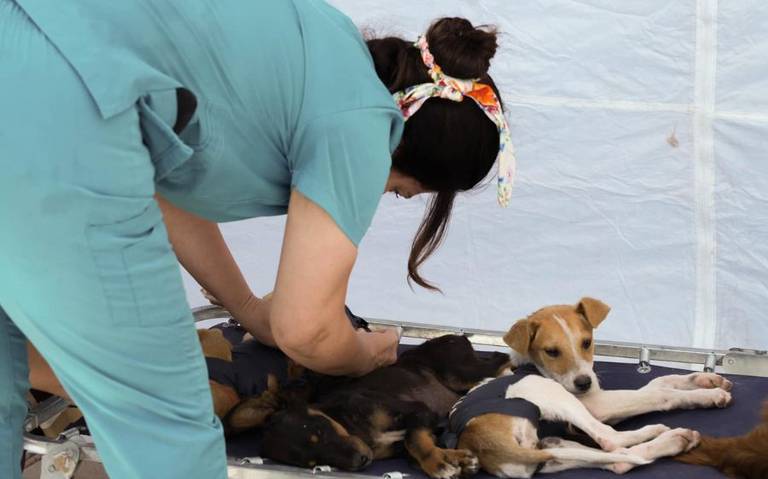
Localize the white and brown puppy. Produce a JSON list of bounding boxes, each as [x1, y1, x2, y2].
[[504, 297, 733, 424], [451, 298, 733, 478]]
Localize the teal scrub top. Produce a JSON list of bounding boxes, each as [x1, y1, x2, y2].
[[15, 0, 403, 245]]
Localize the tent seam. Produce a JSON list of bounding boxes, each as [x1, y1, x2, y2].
[[692, 0, 718, 349]]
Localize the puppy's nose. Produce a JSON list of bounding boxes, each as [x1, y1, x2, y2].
[[574, 375, 592, 392], [352, 452, 371, 469]]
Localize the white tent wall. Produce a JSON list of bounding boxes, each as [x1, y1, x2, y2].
[[181, 1, 768, 351]]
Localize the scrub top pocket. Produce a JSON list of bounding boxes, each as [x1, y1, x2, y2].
[[86, 204, 187, 328]]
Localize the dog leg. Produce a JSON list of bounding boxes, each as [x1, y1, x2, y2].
[[610, 428, 701, 474], [402, 409, 478, 479], [537, 437, 650, 474], [506, 376, 668, 451], [405, 427, 479, 479], [580, 387, 732, 424], [643, 372, 733, 392]]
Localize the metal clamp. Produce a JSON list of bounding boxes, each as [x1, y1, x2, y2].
[[637, 347, 651, 374], [703, 353, 717, 372], [312, 465, 333, 473], [382, 472, 408, 479], [39, 440, 79, 479], [239, 457, 265, 465]]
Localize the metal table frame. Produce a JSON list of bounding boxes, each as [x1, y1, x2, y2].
[[23, 305, 768, 478]]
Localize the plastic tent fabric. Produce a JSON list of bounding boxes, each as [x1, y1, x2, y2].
[[181, 0, 768, 351]]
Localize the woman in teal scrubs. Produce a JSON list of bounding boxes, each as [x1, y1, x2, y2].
[[0, 0, 511, 477]]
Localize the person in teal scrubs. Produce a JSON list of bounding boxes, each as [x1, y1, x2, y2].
[[0, 0, 510, 477]]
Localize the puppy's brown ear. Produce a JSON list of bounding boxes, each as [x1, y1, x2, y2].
[[226, 374, 282, 433], [577, 297, 611, 329], [197, 329, 232, 362], [210, 381, 240, 419], [503, 319, 535, 356]]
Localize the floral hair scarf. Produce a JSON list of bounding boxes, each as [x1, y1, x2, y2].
[[393, 35, 516, 207]]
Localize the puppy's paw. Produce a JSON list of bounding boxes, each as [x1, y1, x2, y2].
[[672, 428, 701, 452], [422, 448, 478, 479], [690, 373, 733, 392], [697, 388, 732, 408], [452, 448, 480, 476]]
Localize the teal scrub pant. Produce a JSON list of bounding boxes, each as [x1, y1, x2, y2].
[[0, 2, 227, 478]]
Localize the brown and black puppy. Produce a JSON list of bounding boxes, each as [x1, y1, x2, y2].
[[27, 327, 295, 423], [227, 334, 512, 479]]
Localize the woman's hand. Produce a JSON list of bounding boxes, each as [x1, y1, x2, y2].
[[354, 327, 400, 375], [202, 289, 276, 346]]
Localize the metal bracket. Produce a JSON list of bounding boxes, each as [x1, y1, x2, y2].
[[25, 396, 70, 432], [39, 440, 79, 479], [637, 347, 652, 373], [721, 349, 768, 376], [703, 352, 718, 372]]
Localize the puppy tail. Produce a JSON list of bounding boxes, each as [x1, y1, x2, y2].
[[675, 401, 768, 479], [547, 448, 649, 466]]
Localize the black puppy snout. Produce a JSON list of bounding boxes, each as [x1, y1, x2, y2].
[[574, 375, 592, 392], [352, 453, 371, 469]]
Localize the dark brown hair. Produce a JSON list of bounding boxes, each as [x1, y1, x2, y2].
[[367, 18, 502, 290]]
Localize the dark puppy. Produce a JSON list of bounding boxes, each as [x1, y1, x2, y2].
[[675, 401, 768, 479], [228, 335, 512, 478]]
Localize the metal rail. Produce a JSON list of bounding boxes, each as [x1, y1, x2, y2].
[[191, 305, 768, 377], [227, 460, 391, 479]]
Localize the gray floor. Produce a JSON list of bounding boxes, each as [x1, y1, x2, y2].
[[23, 460, 108, 479]]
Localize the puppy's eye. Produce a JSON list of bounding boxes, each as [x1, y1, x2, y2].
[[582, 339, 592, 350], [545, 348, 560, 358]]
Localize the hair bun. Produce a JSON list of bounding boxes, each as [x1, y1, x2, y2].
[[425, 17, 498, 79]]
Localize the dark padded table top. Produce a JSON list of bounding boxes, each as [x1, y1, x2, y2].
[[227, 360, 768, 478]]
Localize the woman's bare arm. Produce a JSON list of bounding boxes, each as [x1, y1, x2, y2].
[[270, 190, 398, 376], [28, 342, 69, 399], [155, 195, 275, 345]]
